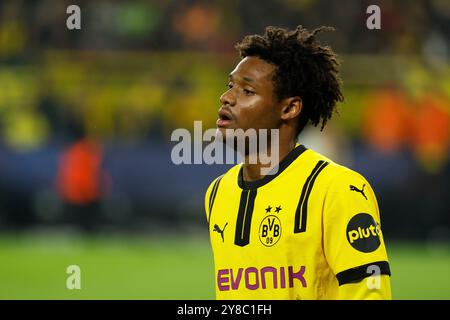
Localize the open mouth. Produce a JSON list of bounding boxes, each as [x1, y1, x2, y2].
[[219, 114, 231, 121], [217, 110, 234, 127]]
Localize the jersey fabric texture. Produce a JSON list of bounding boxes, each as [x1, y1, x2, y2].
[[205, 144, 392, 300]]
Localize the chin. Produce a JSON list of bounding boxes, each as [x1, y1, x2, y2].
[[215, 127, 239, 149], [215, 127, 227, 142], [215, 126, 237, 140]]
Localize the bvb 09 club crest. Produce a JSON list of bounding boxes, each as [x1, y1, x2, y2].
[[259, 215, 282, 247]]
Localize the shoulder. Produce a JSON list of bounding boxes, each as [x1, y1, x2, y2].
[[204, 164, 241, 221], [304, 149, 380, 220], [304, 148, 373, 193], [204, 163, 241, 196]]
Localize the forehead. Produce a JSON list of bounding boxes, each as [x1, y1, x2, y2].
[[230, 56, 275, 84]]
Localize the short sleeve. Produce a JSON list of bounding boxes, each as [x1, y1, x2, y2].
[[323, 168, 391, 286]]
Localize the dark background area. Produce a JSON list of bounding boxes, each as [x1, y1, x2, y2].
[[0, 0, 448, 243]]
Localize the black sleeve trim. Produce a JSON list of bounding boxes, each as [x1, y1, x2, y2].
[[336, 261, 391, 286]]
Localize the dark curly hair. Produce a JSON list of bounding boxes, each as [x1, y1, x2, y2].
[[236, 25, 344, 133]]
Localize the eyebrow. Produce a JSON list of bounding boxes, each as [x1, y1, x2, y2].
[[229, 74, 255, 84]]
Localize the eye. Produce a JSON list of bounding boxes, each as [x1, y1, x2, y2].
[[227, 82, 233, 89], [243, 88, 255, 95]]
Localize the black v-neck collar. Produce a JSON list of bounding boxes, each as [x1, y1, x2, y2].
[[238, 144, 307, 190]]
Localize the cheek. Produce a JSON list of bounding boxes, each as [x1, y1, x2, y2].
[[237, 101, 259, 123], [239, 103, 278, 129], [254, 98, 278, 124]]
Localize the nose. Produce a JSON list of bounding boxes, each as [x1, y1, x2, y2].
[[219, 88, 236, 107]]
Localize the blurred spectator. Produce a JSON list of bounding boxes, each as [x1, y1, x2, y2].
[[362, 87, 413, 153], [411, 91, 450, 173], [55, 138, 111, 230]]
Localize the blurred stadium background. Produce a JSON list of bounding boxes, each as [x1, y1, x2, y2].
[[0, 0, 449, 299]]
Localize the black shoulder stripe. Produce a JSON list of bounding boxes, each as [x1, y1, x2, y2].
[[294, 160, 329, 233], [336, 261, 391, 286], [208, 176, 223, 224]]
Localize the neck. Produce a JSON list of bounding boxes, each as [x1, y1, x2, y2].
[[242, 137, 296, 182]]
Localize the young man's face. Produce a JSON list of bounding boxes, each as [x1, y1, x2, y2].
[[217, 56, 281, 138]]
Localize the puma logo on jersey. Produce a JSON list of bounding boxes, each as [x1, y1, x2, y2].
[[350, 184, 367, 200], [213, 223, 228, 242]]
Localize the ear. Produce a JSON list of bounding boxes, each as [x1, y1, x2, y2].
[[280, 96, 302, 121]]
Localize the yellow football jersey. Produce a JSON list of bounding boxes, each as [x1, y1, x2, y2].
[[205, 144, 392, 300]]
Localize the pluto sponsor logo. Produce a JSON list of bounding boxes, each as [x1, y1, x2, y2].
[[346, 213, 381, 253]]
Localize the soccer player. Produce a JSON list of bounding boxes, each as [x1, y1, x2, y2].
[[205, 26, 392, 299]]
